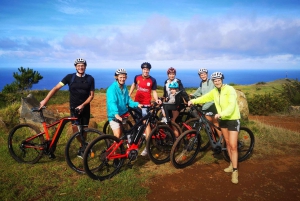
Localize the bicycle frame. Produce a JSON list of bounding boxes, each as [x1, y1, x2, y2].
[[106, 105, 161, 160], [190, 105, 225, 153], [23, 108, 78, 153]]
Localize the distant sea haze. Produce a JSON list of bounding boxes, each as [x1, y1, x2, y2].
[[1, 68, 300, 91]]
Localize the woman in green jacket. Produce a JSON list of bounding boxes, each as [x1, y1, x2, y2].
[[188, 72, 240, 184]]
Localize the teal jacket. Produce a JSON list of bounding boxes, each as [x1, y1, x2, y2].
[[191, 84, 240, 120], [106, 81, 139, 121]]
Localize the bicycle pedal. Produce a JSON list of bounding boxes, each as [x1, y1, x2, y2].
[[48, 153, 56, 159]]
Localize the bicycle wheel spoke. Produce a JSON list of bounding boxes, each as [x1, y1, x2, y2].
[[65, 128, 103, 174], [147, 125, 176, 164], [8, 124, 44, 164], [170, 129, 201, 169], [83, 135, 125, 180]]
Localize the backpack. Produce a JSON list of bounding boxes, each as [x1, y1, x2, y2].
[[69, 73, 93, 91], [200, 79, 210, 88]]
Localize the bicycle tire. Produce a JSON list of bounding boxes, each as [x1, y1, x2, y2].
[[158, 121, 182, 137], [8, 123, 44, 164], [222, 127, 255, 162], [65, 128, 104, 174], [83, 134, 125, 180], [146, 125, 176, 164], [175, 112, 190, 126], [181, 118, 210, 151], [170, 129, 201, 169], [103, 120, 133, 134]]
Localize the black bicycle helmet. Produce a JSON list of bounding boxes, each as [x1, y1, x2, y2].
[[74, 58, 87, 66], [141, 62, 151, 69]]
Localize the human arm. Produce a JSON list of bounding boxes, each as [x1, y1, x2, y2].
[[190, 89, 214, 106], [129, 82, 136, 97], [191, 87, 202, 98], [152, 90, 162, 104], [39, 83, 63, 109], [76, 91, 94, 111]]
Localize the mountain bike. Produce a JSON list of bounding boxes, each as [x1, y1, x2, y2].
[[82, 103, 176, 181], [170, 105, 255, 169], [7, 107, 103, 174], [102, 107, 143, 134]]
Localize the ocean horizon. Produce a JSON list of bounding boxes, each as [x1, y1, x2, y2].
[[1, 67, 300, 91]]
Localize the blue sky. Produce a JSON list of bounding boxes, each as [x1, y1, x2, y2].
[[1, 0, 300, 70]]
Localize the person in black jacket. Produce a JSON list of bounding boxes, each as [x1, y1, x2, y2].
[[162, 67, 189, 123]]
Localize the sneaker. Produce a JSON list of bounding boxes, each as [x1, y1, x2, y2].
[[161, 117, 167, 123], [224, 162, 233, 172], [113, 159, 120, 168], [231, 170, 238, 184], [77, 147, 84, 159], [140, 148, 148, 156]]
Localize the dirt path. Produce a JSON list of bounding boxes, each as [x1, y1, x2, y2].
[[50, 93, 300, 201]]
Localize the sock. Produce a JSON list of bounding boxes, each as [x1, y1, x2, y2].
[[233, 168, 238, 172]]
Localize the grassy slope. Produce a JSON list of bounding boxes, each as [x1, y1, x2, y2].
[[0, 79, 298, 201]]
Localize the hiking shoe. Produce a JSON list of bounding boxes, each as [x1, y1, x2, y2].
[[140, 148, 148, 156], [161, 117, 167, 123], [113, 159, 120, 168], [231, 170, 238, 184], [224, 162, 233, 173], [77, 147, 84, 159]]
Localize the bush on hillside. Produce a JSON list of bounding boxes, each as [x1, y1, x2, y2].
[[0, 102, 20, 129], [248, 93, 290, 115], [281, 79, 300, 105]]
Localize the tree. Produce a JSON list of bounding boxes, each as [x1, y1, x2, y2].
[[2, 67, 43, 93]]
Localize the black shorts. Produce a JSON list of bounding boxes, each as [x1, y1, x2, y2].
[[70, 105, 90, 126], [203, 103, 218, 116], [219, 119, 240, 131]]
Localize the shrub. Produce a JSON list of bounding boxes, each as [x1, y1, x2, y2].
[[0, 102, 20, 129], [248, 93, 290, 115], [280, 79, 300, 105]]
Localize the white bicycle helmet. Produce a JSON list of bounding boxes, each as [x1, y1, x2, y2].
[[211, 72, 224, 80], [115, 68, 127, 76], [74, 58, 87, 66], [198, 68, 208, 75]]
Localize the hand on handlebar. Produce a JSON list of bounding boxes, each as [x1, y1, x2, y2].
[[214, 114, 221, 119], [187, 100, 193, 106]]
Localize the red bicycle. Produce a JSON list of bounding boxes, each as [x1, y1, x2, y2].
[[8, 107, 103, 174]]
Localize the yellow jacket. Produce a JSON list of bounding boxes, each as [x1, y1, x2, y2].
[[191, 84, 240, 120]]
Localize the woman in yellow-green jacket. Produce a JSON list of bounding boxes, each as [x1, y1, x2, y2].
[[188, 72, 240, 184]]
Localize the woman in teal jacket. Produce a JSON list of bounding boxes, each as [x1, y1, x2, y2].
[[188, 72, 240, 184], [106, 69, 142, 138]]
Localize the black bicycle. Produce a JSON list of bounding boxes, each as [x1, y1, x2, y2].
[[82, 103, 176, 180], [170, 105, 255, 169]]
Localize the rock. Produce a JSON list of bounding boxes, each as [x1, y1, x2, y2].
[[236, 90, 249, 121], [19, 94, 59, 129]]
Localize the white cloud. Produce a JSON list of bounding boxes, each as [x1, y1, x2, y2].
[[1, 13, 300, 69]]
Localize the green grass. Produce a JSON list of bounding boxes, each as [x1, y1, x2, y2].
[[1, 79, 300, 200], [1, 119, 300, 201]]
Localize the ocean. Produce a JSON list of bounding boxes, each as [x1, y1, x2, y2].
[[1, 67, 300, 91]]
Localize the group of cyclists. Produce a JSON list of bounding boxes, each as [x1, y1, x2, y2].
[[39, 58, 241, 184]]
